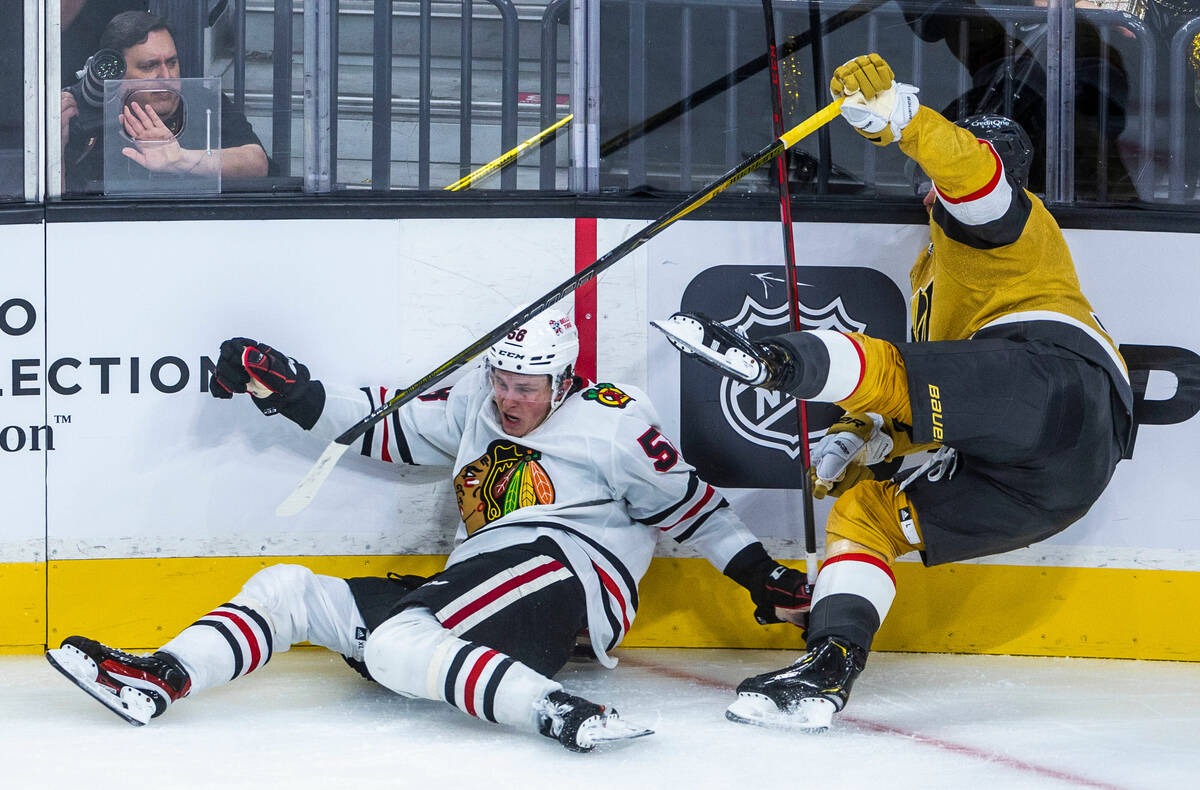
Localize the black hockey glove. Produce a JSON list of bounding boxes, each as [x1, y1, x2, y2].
[[724, 543, 811, 629], [210, 337, 254, 398], [209, 337, 324, 430]]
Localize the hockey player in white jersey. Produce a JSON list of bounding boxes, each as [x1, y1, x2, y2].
[[47, 308, 810, 752]]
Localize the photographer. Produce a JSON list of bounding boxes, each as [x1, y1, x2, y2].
[[61, 11, 272, 194]]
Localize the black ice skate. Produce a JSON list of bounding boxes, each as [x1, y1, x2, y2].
[[725, 636, 867, 733], [46, 636, 191, 726], [535, 690, 653, 752], [650, 312, 791, 389]]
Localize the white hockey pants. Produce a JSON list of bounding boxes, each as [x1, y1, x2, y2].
[[159, 563, 367, 694]]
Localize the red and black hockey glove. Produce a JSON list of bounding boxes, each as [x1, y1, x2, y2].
[[209, 337, 324, 429], [724, 543, 811, 630], [210, 337, 255, 398]]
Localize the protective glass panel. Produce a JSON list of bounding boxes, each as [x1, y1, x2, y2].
[[598, 0, 776, 196], [809, 1, 1056, 200], [101, 76, 222, 196], [210, 0, 297, 193], [596, 0, 1049, 199], [58, 4, 286, 197], [338, 0, 571, 192], [1137, 0, 1200, 203]]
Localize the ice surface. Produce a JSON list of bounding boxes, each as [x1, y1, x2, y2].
[[3, 647, 1198, 789]]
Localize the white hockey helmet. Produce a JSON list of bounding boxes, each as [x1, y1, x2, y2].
[[485, 308, 580, 411]]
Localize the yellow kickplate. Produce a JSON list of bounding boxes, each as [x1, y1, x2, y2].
[[0, 555, 1194, 661]]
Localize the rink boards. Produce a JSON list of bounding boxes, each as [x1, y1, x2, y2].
[[2, 216, 1198, 658]]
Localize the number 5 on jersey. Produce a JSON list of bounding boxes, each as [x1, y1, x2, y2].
[[638, 428, 679, 471]]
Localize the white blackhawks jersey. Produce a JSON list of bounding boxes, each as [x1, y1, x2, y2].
[[311, 365, 758, 667]]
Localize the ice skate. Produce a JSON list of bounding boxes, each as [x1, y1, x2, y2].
[[46, 636, 191, 726], [725, 636, 866, 733], [535, 690, 653, 752], [650, 312, 791, 389]]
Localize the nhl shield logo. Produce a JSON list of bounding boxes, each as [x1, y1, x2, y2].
[[678, 265, 907, 489], [719, 293, 867, 459]]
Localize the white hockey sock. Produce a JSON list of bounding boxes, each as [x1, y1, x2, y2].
[[158, 601, 274, 694], [806, 331, 865, 402], [807, 553, 897, 651], [158, 563, 367, 695], [365, 607, 561, 731], [772, 330, 865, 401]]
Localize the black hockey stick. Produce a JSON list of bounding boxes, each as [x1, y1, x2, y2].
[[276, 100, 845, 516], [759, 0, 820, 590], [599, 0, 882, 159]]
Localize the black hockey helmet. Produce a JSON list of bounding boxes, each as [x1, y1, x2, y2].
[[956, 114, 1034, 189]]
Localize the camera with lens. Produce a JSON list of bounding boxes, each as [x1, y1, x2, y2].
[[66, 49, 126, 134]]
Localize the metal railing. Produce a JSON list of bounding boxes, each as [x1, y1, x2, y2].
[[540, 0, 570, 189], [15, 0, 1200, 203], [166, 1, 536, 191], [366, 0, 523, 190], [272, 0, 294, 177]]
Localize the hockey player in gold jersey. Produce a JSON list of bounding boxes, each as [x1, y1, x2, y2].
[[654, 53, 1134, 731]]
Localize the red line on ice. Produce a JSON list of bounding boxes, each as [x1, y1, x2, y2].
[[621, 655, 1128, 790]]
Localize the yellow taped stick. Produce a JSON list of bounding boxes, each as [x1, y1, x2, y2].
[[444, 114, 574, 192], [781, 98, 843, 149], [277, 100, 844, 516], [658, 98, 844, 231]]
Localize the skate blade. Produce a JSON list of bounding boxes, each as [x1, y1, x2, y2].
[[725, 692, 835, 733], [651, 315, 707, 355], [46, 645, 155, 726], [650, 316, 763, 383], [578, 715, 655, 749]]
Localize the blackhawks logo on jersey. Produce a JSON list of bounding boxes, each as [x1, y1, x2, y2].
[[583, 383, 634, 409], [454, 440, 556, 534]]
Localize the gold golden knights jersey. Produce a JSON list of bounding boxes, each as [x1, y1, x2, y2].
[[899, 107, 1132, 414], [311, 366, 759, 668]]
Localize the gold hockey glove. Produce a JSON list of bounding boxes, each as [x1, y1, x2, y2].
[[810, 412, 893, 498], [829, 53, 920, 146], [810, 461, 875, 500]]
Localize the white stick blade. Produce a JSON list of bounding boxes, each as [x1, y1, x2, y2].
[[275, 442, 352, 517]]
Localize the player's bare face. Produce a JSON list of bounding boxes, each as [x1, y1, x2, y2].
[[122, 30, 181, 116], [490, 369, 553, 437]]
